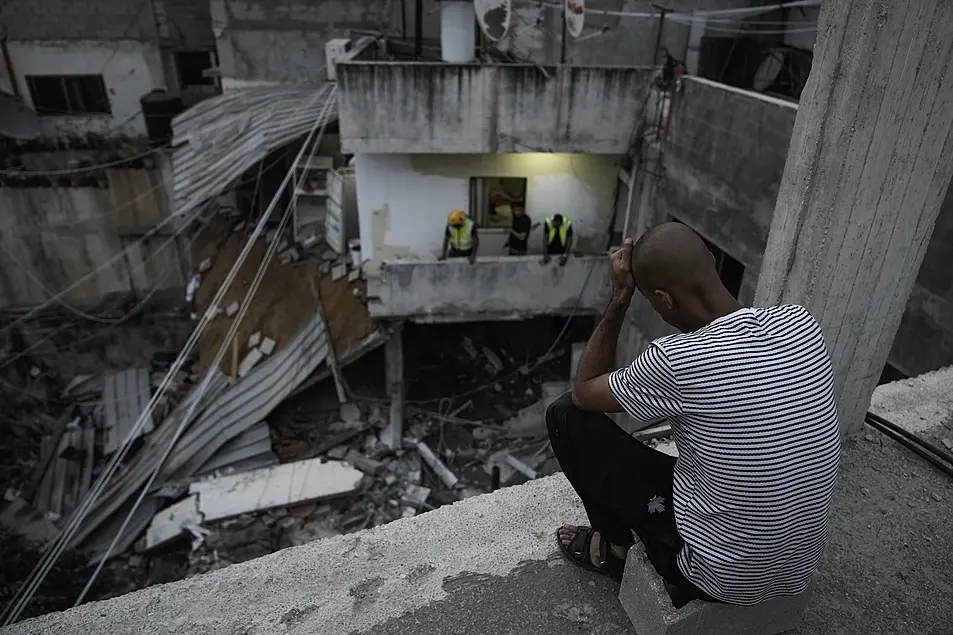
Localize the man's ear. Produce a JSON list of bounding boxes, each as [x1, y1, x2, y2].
[[654, 289, 674, 311]]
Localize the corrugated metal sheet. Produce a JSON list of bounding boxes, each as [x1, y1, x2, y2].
[[171, 83, 337, 217], [102, 368, 152, 455], [195, 423, 277, 477], [70, 313, 329, 557]]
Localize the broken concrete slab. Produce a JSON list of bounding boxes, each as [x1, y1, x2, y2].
[[237, 349, 265, 377], [331, 263, 347, 281], [247, 331, 262, 349], [0, 497, 60, 544], [198, 257, 213, 273], [190, 458, 363, 523], [146, 494, 203, 550], [347, 268, 360, 282], [259, 337, 276, 356], [346, 450, 385, 476], [401, 484, 431, 508], [416, 442, 459, 489], [225, 301, 240, 317]]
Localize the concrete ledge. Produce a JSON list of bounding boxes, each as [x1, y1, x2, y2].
[[2, 475, 593, 635], [869, 365, 953, 434], [619, 544, 815, 635], [367, 256, 610, 321]]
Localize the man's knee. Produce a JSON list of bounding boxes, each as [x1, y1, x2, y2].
[[545, 391, 577, 437]]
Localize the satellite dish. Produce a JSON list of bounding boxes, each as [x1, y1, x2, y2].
[[0, 91, 41, 140], [474, 0, 512, 43], [565, 0, 586, 38]]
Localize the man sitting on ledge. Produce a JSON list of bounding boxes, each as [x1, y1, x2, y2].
[[549, 222, 842, 606]]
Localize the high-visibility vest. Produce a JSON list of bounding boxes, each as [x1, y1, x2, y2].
[[546, 217, 571, 245], [449, 219, 474, 250]]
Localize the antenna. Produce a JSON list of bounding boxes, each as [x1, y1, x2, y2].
[[474, 0, 512, 42], [565, 0, 586, 38]]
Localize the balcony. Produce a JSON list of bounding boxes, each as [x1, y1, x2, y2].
[[366, 255, 610, 321], [337, 61, 653, 155]]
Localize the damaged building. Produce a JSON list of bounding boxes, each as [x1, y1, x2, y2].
[[2, 0, 952, 622]]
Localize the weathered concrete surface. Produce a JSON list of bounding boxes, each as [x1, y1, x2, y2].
[[0, 159, 187, 309], [366, 256, 610, 321], [338, 62, 652, 154], [624, 74, 953, 380], [213, 0, 404, 87], [755, 0, 953, 435], [651, 77, 798, 305], [0, 0, 157, 40], [5, 370, 953, 635]]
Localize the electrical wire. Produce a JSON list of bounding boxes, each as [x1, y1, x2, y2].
[[0, 89, 336, 623], [0, 146, 282, 625], [72, 89, 336, 606], [0, 217, 196, 324], [0, 146, 167, 176], [531, 0, 820, 20], [0, 221, 202, 374]]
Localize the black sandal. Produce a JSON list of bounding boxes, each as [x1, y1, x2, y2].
[[555, 526, 627, 582]]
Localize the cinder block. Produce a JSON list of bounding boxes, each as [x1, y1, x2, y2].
[[618, 544, 816, 635], [331, 262, 347, 281], [247, 331, 262, 349], [225, 301, 239, 317], [259, 337, 276, 356], [237, 349, 264, 377]]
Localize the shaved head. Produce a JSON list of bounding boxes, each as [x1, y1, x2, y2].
[[630, 222, 727, 332]]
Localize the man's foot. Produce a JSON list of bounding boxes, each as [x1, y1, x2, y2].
[[555, 525, 629, 581]]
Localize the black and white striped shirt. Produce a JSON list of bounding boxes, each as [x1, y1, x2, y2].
[[609, 305, 841, 605]]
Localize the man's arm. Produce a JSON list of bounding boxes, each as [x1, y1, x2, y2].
[[470, 228, 480, 263], [572, 293, 629, 412], [559, 228, 574, 265], [572, 239, 634, 412], [541, 223, 550, 262], [439, 231, 449, 260]]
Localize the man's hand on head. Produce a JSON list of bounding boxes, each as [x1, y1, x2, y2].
[[609, 238, 636, 306]]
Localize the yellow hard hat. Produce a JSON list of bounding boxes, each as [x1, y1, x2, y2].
[[448, 210, 466, 226]]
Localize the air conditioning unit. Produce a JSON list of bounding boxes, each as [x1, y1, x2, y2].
[[325, 39, 351, 82]]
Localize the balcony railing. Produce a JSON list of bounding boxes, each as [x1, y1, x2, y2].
[[366, 255, 610, 321]]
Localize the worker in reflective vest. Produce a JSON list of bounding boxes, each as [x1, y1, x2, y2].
[[542, 214, 573, 266], [439, 210, 479, 264]]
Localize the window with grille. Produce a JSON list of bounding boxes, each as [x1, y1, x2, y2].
[[26, 75, 111, 116]]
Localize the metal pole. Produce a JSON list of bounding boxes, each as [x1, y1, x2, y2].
[[652, 5, 668, 66], [400, 0, 407, 39], [560, 8, 568, 64], [414, 0, 423, 59]]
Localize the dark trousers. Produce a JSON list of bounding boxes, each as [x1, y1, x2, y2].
[[546, 392, 717, 605], [448, 247, 472, 258]]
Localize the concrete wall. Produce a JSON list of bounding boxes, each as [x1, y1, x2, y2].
[[0, 40, 166, 139], [367, 256, 609, 321], [338, 63, 652, 154], [646, 77, 798, 304], [211, 0, 405, 89], [0, 0, 158, 40], [355, 153, 620, 264], [623, 76, 953, 379], [0, 156, 188, 309]]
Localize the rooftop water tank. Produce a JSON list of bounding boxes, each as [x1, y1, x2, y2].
[[441, 1, 476, 63]]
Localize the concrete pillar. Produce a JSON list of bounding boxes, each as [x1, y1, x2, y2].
[[754, 0, 953, 435], [382, 325, 404, 449]]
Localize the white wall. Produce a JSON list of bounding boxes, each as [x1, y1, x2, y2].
[[355, 153, 620, 264], [5, 40, 166, 139]]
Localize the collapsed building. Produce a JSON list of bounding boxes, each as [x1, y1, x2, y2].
[[1, 0, 953, 620]]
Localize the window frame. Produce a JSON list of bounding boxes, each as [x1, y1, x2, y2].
[[25, 74, 111, 116], [468, 176, 529, 229], [174, 50, 216, 87]]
